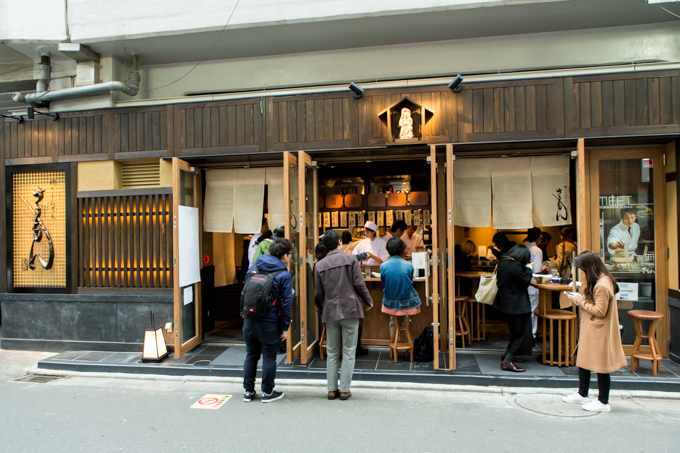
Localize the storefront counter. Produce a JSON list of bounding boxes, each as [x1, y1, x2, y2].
[[360, 276, 431, 346]]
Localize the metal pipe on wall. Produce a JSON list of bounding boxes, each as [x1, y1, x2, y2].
[[12, 55, 140, 106]]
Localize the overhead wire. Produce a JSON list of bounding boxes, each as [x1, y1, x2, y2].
[[148, 0, 241, 91]]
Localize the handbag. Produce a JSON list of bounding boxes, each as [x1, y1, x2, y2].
[[475, 265, 498, 305]]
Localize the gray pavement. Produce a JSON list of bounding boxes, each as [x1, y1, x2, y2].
[[2, 349, 680, 453]]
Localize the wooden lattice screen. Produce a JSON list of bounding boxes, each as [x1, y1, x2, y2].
[[78, 191, 173, 288]]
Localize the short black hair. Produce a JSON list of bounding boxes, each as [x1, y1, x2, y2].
[[273, 225, 285, 238], [390, 220, 407, 233], [315, 242, 328, 261], [386, 237, 406, 257], [620, 207, 636, 217], [341, 231, 352, 244], [322, 229, 341, 251], [269, 238, 293, 258], [492, 232, 508, 245], [540, 232, 552, 242]]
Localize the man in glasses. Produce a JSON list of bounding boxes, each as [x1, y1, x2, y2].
[[352, 221, 389, 265]]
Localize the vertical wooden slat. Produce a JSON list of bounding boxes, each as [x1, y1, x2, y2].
[[624, 79, 636, 126], [227, 105, 237, 146], [602, 81, 614, 128], [79, 117, 87, 155], [151, 111, 160, 150], [659, 77, 673, 124], [202, 107, 211, 148], [143, 111, 152, 150], [136, 112, 145, 151], [123, 196, 129, 288], [78, 198, 84, 287], [613, 80, 625, 127], [514, 86, 526, 131], [141, 195, 147, 287], [128, 113, 136, 152], [525, 85, 536, 131], [323, 99, 333, 141], [94, 116, 102, 154], [332, 98, 342, 140], [113, 196, 119, 287], [648, 78, 660, 126], [86, 116, 94, 154], [102, 197, 108, 287], [579, 82, 591, 129], [590, 81, 603, 129], [193, 108, 203, 148], [219, 106, 228, 146], [210, 106, 219, 147], [535, 84, 547, 131], [636, 78, 649, 125], [233, 104, 243, 145], [84, 198, 90, 287], [315, 99, 325, 141]]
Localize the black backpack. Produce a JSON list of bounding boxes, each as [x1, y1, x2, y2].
[[240, 266, 284, 319], [413, 326, 434, 362]]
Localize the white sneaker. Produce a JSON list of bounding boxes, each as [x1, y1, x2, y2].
[[562, 392, 590, 404], [582, 400, 611, 412]]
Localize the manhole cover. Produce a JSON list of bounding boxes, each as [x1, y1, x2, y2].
[[513, 394, 599, 418], [14, 374, 66, 383], [193, 360, 211, 367]]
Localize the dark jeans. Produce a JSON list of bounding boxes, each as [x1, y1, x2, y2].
[[243, 318, 281, 394], [504, 312, 533, 358], [578, 367, 611, 404]]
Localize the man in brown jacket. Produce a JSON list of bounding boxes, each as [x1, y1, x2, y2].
[[314, 229, 373, 401]]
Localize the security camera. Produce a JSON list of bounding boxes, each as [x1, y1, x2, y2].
[[448, 75, 464, 93], [348, 82, 364, 99]]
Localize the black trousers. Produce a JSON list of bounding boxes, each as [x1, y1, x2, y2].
[[578, 367, 611, 404], [243, 318, 281, 394], [504, 312, 533, 357]]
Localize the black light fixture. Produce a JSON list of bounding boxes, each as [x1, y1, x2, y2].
[[348, 82, 364, 99], [448, 74, 464, 93], [26, 106, 58, 121], [0, 113, 22, 123]]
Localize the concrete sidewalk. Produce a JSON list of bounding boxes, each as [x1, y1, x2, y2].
[[8, 344, 680, 394]]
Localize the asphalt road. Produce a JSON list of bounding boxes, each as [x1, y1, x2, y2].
[[1, 350, 679, 453]]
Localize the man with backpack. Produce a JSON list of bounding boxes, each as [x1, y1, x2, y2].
[[241, 237, 293, 403]]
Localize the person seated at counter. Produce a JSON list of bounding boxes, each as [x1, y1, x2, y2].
[[454, 240, 477, 272], [402, 225, 425, 254], [606, 207, 640, 259], [353, 221, 389, 265], [380, 238, 421, 315], [340, 230, 358, 253], [382, 220, 407, 243], [490, 233, 517, 260]]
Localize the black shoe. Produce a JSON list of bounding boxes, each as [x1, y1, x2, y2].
[[243, 391, 256, 402], [262, 390, 284, 403], [500, 362, 526, 372], [355, 347, 369, 357]]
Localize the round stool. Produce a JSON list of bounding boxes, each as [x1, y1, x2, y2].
[[454, 296, 471, 348], [627, 310, 665, 376], [540, 309, 577, 366], [389, 316, 414, 363]]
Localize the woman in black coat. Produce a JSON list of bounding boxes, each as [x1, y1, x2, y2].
[[493, 244, 533, 372]]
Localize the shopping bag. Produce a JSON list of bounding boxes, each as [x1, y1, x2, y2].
[[475, 268, 498, 305]]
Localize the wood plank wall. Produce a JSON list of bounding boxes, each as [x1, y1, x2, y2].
[[267, 92, 357, 150], [113, 106, 168, 159], [78, 192, 172, 288], [3, 70, 680, 162], [175, 99, 264, 156], [565, 71, 680, 137]]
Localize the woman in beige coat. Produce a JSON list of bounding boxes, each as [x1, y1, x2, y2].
[[562, 251, 627, 412]]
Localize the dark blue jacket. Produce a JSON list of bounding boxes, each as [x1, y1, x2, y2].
[[246, 254, 293, 331]]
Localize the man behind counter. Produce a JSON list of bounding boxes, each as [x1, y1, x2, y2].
[[353, 221, 389, 265], [607, 207, 640, 259]]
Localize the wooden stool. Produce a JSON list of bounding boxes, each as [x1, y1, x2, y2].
[[628, 310, 665, 376], [389, 316, 414, 363], [454, 296, 471, 348], [540, 309, 577, 366], [467, 298, 487, 342], [319, 323, 327, 360]]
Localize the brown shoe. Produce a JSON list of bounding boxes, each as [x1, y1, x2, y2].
[[339, 391, 352, 401], [500, 362, 526, 372], [327, 390, 339, 400]]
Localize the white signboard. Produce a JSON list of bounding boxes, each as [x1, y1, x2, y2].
[[178, 205, 201, 288], [616, 282, 638, 301]]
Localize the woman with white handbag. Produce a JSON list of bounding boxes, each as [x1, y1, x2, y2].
[[492, 245, 534, 372]]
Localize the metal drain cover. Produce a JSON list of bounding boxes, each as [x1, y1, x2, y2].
[[513, 394, 599, 418], [193, 360, 212, 367], [14, 374, 65, 383]]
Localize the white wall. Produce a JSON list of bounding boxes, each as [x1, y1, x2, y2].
[[135, 22, 680, 101]]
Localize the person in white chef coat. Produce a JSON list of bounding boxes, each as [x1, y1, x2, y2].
[[607, 207, 640, 259], [353, 221, 389, 265]]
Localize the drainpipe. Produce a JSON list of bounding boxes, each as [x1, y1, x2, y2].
[[36, 54, 51, 93], [13, 54, 140, 106]]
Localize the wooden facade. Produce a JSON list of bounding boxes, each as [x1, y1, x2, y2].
[[3, 71, 679, 163]]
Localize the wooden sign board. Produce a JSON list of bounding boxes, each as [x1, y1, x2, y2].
[[367, 193, 386, 207], [344, 194, 363, 208], [410, 191, 429, 206], [387, 192, 407, 207], [325, 194, 343, 209]]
